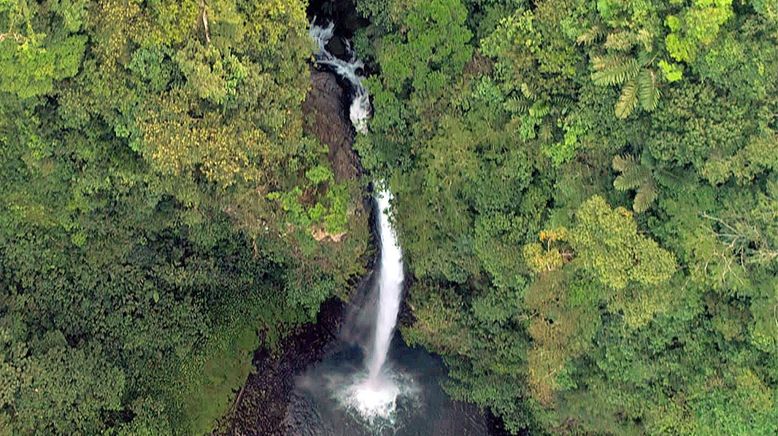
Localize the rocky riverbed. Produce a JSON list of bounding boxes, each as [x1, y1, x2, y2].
[[220, 298, 346, 435]]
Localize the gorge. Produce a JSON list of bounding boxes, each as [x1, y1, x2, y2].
[[226, 16, 499, 436], [311, 17, 409, 423], [3, 0, 775, 435]]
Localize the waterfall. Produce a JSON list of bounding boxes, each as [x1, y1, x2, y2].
[[368, 189, 404, 379], [310, 20, 411, 424]]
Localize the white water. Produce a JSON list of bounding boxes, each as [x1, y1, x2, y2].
[[340, 187, 407, 422], [368, 190, 404, 379], [309, 21, 371, 134], [310, 20, 412, 424]]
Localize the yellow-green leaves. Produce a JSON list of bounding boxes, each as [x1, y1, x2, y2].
[[658, 59, 684, 81], [0, 0, 87, 99], [665, 0, 734, 63], [175, 42, 247, 105], [571, 196, 676, 289]]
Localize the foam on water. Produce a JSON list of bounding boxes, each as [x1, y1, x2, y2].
[[350, 90, 370, 134], [336, 368, 418, 429], [343, 373, 401, 422]]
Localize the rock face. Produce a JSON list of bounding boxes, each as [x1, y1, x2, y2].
[[302, 69, 361, 182], [220, 300, 345, 436], [219, 70, 367, 436], [308, 0, 368, 37]]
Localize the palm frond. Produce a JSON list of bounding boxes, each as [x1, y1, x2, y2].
[[604, 32, 636, 51], [612, 154, 636, 173], [521, 82, 539, 99], [615, 77, 639, 119], [638, 69, 660, 112], [591, 56, 640, 86], [633, 182, 658, 213], [613, 154, 659, 212], [576, 25, 604, 46], [637, 29, 654, 52], [504, 95, 531, 114], [613, 154, 652, 190]]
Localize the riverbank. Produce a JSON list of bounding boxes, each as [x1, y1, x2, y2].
[[218, 298, 346, 435], [218, 295, 511, 435]]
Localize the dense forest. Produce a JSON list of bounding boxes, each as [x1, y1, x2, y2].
[[1, 0, 776, 434]]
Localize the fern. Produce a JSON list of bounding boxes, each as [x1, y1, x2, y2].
[[633, 182, 658, 213], [636, 29, 654, 52], [604, 32, 636, 51], [538, 122, 554, 144], [612, 154, 636, 174], [637, 69, 660, 112], [654, 168, 690, 192], [576, 25, 604, 46], [504, 95, 531, 114], [613, 154, 658, 212], [520, 82, 539, 99], [591, 56, 640, 86], [613, 155, 645, 190], [551, 95, 574, 106], [615, 77, 638, 119], [588, 26, 662, 119]]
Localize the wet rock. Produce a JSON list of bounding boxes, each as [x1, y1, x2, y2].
[[219, 299, 345, 435], [308, 0, 369, 36], [325, 36, 346, 58], [302, 69, 361, 182]]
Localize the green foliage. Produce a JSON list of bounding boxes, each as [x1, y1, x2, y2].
[[378, 0, 472, 96], [568, 196, 676, 289], [658, 59, 684, 81], [612, 154, 658, 212], [665, 0, 734, 63], [0, 0, 88, 100], [1, 0, 776, 434], [268, 165, 351, 237], [14, 338, 125, 434], [590, 53, 661, 118], [0, 0, 370, 433], [591, 55, 641, 86], [360, 0, 778, 433]]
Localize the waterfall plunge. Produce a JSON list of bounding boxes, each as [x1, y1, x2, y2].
[[310, 20, 411, 424], [368, 190, 404, 379], [341, 189, 406, 421]]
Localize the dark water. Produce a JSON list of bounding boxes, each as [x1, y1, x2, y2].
[[286, 336, 490, 436]]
